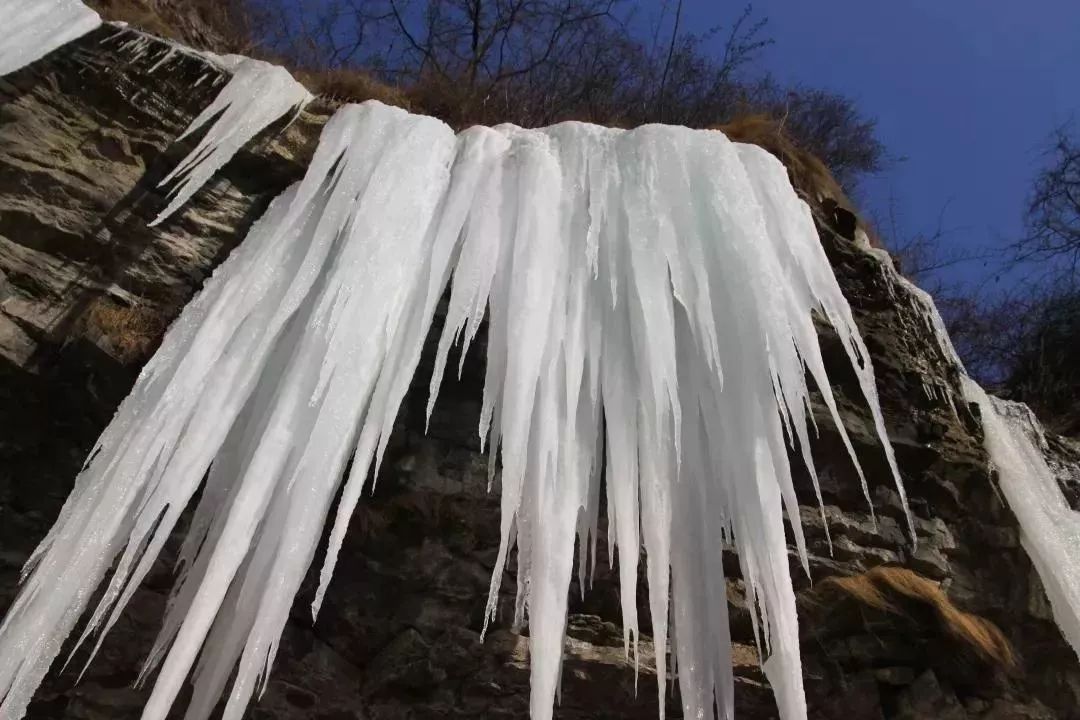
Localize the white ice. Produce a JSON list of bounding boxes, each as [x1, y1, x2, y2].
[[0, 0, 101, 76], [104, 26, 246, 77], [962, 379, 1080, 660], [0, 9, 307, 226], [149, 56, 312, 225], [868, 245, 1080, 663], [0, 103, 909, 720]]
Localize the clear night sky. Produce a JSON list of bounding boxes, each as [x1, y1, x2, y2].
[[683, 0, 1080, 289]]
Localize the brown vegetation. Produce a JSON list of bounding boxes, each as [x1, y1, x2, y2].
[[292, 68, 412, 109], [84, 298, 168, 364], [86, 0, 258, 54], [86, 0, 175, 40], [88, 0, 886, 194], [716, 113, 846, 206], [817, 566, 1016, 669]]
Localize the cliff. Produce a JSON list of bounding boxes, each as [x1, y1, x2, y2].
[[1, 26, 1079, 720]]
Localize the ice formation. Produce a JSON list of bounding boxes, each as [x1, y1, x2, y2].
[[96, 26, 311, 225], [106, 25, 245, 76], [149, 56, 312, 225], [3, 8, 1078, 715], [0, 7, 309, 226], [0, 98, 912, 720], [962, 380, 1080, 658], [0, 0, 101, 76], [871, 248, 1080, 662]]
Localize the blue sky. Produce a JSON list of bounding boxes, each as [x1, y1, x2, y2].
[[287, 0, 1077, 289], [679, 0, 1080, 289]]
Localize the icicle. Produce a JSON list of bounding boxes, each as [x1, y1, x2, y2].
[[424, 122, 905, 720], [2, 17, 313, 227], [0, 0, 101, 76], [0, 101, 457, 720], [0, 105, 908, 720], [104, 25, 248, 76], [962, 379, 1080, 658], [874, 245, 1080, 662], [149, 58, 312, 225]]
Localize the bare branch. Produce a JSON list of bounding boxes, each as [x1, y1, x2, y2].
[[656, 0, 682, 122]]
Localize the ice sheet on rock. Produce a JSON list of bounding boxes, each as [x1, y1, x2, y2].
[[149, 57, 313, 226], [0, 0, 101, 76], [0, 110, 908, 720], [963, 378, 1080, 659]]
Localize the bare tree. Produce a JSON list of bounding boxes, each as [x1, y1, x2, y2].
[[921, 124, 1080, 432], [1015, 124, 1080, 276], [769, 88, 886, 189], [236, 1, 889, 187], [881, 198, 998, 291], [364, 0, 620, 88], [640, 5, 771, 125], [251, 0, 374, 69], [655, 0, 683, 122]]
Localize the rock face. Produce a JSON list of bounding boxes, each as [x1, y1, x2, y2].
[[1, 27, 1079, 720]]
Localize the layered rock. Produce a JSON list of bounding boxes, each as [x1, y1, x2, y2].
[[0, 27, 1078, 720]]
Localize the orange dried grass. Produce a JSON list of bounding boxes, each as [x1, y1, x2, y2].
[[820, 566, 1015, 669], [85, 299, 166, 363], [715, 113, 847, 207]]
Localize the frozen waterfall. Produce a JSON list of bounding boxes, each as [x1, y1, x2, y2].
[[0, 98, 910, 720], [881, 263, 1080, 665], [0, 0, 312, 230], [963, 382, 1080, 660]]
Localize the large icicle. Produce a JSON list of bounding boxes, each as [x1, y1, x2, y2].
[[0, 0, 101, 76], [0, 106, 907, 720], [150, 57, 313, 225]]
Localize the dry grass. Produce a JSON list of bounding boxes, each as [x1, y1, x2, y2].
[[293, 68, 411, 109], [818, 566, 1015, 669], [88, 3, 857, 201], [84, 298, 167, 363], [716, 114, 847, 207], [87, 0, 175, 39], [86, 0, 255, 54]]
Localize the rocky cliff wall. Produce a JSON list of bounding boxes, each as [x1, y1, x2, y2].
[[1, 27, 1079, 720]]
